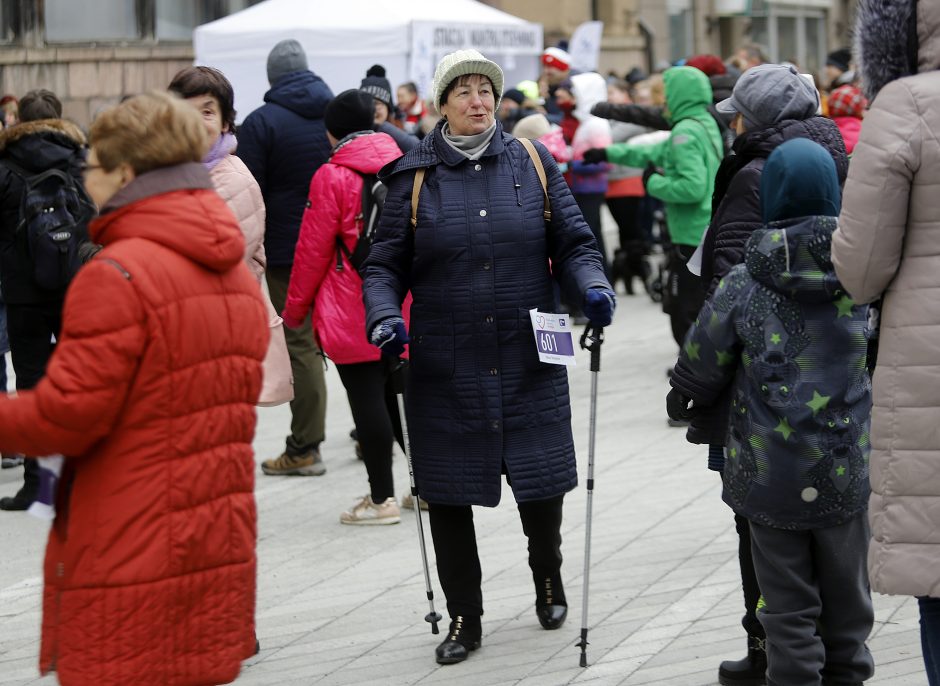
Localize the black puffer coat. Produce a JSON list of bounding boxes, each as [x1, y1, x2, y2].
[[0, 119, 88, 305], [362, 121, 609, 506], [685, 116, 848, 447]]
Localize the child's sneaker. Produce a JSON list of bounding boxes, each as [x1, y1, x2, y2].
[[340, 495, 401, 525], [401, 492, 429, 511]]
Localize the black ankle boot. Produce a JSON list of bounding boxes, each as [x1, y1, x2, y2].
[[535, 575, 568, 630], [718, 635, 767, 686], [435, 615, 481, 665]]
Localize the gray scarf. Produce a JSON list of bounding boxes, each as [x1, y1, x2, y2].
[[442, 122, 497, 160]]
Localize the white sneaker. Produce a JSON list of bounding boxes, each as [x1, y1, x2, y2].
[[401, 492, 429, 511], [340, 495, 401, 526]]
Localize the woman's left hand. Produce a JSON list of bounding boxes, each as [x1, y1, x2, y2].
[[583, 287, 616, 327]]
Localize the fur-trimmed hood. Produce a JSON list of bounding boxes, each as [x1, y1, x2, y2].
[[0, 118, 86, 154], [854, 0, 940, 100]]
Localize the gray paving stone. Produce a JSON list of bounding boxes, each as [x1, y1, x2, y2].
[[0, 218, 928, 685]]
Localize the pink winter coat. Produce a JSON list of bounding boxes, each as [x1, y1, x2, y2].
[[210, 149, 293, 406], [283, 131, 406, 364], [832, 116, 862, 155]]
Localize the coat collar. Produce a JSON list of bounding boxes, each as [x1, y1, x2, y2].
[[379, 119, 509, 180]]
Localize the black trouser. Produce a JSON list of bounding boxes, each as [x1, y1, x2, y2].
[[606, 196, 645, 250], [335, 360, 403, 502], [735, 513, 766, 639], [668, 244, 705, 347], [573, 192, 609, 278], [429, 494, 564, 618], [5, 301, 62, 496]]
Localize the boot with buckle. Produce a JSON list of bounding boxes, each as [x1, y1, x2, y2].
[[435, 615, 481, 665], [535, 575, 568, 630], [718, 634, 767, 686]]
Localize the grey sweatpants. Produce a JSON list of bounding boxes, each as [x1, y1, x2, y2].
[[749, 513, 874, 686]]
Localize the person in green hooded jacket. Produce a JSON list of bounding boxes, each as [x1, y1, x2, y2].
[[585, 66, 723, 347]]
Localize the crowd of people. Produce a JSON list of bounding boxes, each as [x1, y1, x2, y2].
[[0, 0, 937, 684]]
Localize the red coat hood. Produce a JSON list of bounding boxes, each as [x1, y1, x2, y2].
[[89, 162, 245, 273], [329, 131, 402, 175]]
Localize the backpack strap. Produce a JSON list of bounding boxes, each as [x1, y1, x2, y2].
[[518, 138, 551, 223], [410, 167, 426, 230]]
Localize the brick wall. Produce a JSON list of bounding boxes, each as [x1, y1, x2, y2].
[[0, 44, 194, 128]]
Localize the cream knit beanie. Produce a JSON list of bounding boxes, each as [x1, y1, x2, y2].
[[431, 49, 504, 113]]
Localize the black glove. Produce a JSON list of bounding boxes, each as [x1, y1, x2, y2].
[[582, 148, 607, 164], [642, 162, 663, 190], [666, 387, 698, 422], [590, 102, 613, 119]]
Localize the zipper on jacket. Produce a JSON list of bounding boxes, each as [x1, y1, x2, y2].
[[100, 257, 131, 280]]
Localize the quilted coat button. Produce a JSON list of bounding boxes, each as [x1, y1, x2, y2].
[[490, 368, 498, 376], [484, 315, 494, 324], [482, 262, 491, 270], [490, 420, 499, 430], [479, 209, 487, 217], [474, 164, 482, 171]]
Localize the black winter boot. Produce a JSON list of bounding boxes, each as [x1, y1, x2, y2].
[[435, 615, 481, 665], [535, 575, 568, 630], [718, 635, 767, 686]]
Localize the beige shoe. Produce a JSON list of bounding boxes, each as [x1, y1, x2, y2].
[[261, 449, 326, 476], [340, 495, 401, 525], [401, 492, 429, 511]]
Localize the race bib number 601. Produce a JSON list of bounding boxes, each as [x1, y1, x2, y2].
[[529, 309, 576, 366]]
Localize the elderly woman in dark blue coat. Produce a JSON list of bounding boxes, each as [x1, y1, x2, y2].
[[362, 49, 614, 665]]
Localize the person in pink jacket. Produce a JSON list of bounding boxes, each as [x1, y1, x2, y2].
[[283, 89, 406, 525], [170, 66, 294, 408]]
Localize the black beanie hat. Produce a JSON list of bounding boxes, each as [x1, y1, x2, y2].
[[360, 64, 394, 110], [502, 88, 525, 106], [826, 48, 851, 72], [325, 89, 375, 140]]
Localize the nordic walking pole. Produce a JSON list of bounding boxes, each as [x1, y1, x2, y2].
[[390, 359, 443, 635], [576, 325, 604, 667]]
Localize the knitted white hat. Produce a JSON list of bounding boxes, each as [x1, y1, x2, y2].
[[431, 49, 504, 113]]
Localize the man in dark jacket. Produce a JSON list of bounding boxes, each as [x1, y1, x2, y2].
[[237, 39, 333, 476], [0, 89, 88, 510], [676, 63, 848, 686]]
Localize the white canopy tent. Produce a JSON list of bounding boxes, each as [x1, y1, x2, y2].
[[194, 0, 543, 123]]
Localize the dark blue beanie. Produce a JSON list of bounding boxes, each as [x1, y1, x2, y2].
[[761, 138, 841, 224]]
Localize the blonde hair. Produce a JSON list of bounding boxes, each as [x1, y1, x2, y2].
[[90, 91, 208, 175]]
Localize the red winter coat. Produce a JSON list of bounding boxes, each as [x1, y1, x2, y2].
[[283, 131, 407, 363], [0, 163, 268, 686]]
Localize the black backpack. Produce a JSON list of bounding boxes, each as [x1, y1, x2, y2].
[[335, 173, 387, 275], [5, 159, 95, 291]]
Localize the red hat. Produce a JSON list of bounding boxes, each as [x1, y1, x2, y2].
[[828, 85, 867, 118], [542, 47, 571, 71], [685, 54, 727, 77]]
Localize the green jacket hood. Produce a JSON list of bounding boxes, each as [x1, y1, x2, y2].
[[663, 66, 713, 123]]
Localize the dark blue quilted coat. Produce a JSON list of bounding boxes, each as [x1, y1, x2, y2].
[[363, 121, 610, 506], [236, 70, 333, 267]]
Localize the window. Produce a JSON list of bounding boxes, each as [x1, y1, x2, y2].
[[0, 0, 15, 42], [777, 16, 798, 66], [45, 0, 137, 42], [156, 0, 199, 40]]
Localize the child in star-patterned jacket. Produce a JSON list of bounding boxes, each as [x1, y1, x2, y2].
[[668, 139, 874, 686]]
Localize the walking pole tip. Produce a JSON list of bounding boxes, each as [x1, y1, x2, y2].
[[426, 611, 443, 634], [576, 628, 589, 667]]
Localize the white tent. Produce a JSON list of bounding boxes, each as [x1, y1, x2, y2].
[[194, 0, 543, 123]]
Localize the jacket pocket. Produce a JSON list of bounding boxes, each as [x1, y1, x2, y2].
[[408, 309, 454, 379]]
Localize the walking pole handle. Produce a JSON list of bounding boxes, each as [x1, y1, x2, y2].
[[579, 325, 604, 372], [389, 357, 407, 394]]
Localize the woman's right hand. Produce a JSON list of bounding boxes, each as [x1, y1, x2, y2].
[[370, 316, 410, 357]]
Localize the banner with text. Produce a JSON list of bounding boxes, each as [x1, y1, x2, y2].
[[410, 21, 544, 100]]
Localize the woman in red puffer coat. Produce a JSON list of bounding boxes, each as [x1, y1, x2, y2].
[[283, 89, 407, 526], [0, 93, 268, 686]]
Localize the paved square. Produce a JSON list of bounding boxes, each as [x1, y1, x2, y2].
[[0, 266, 925, 686]]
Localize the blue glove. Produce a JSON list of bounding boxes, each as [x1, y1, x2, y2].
[[582, 287, 616, 327], [370, 316, 409, 357]]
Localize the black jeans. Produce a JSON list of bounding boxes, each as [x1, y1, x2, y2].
[[5, 301, 62, 495], [429, 494, 565, 618], [921, 597, 940, 686], [668, 244, 705, 347], [735, 513, 765, 639], [606, 196, 645, 250], [335, 360, 404, 503], [573, 192, 609, 277]]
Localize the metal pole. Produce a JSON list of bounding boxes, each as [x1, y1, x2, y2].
[[392, 361, 442, 635]]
